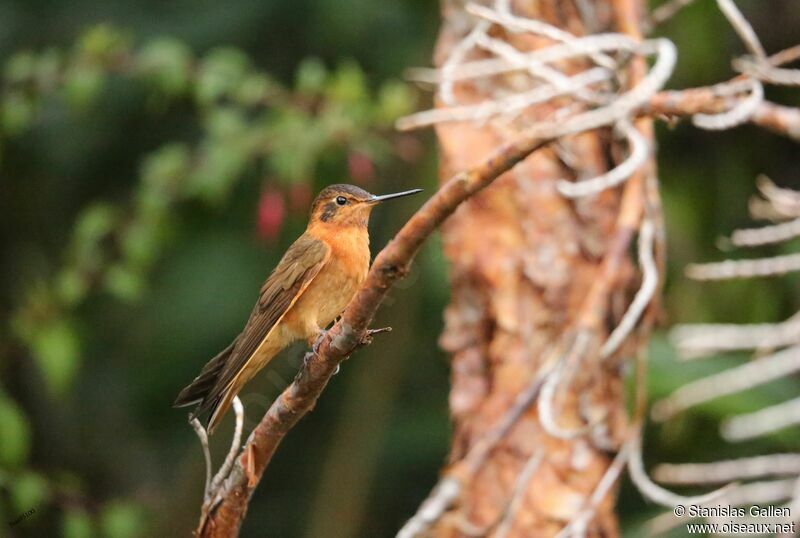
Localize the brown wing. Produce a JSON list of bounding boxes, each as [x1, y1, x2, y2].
[[220, 234, 330, 390], [190, 234, 330, 427], [173, 340, 237, 408]]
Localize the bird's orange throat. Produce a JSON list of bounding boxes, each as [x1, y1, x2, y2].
[[308, 218, 370, 243], [308, 221, 370, 261]]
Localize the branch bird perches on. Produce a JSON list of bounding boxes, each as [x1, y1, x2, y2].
[[194, 121, 554, 538]]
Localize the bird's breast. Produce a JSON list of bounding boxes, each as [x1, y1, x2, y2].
[[318, 229, 370, 321], [285, 227, 370, 338]]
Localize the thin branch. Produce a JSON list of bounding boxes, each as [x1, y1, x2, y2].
[[670, 311, 800, 358], [757, 175, 800, 215], [439, 19, 491, 107], [749, 197, 796, 222], [557, 442, 632, 538], [601, 218, 657, 357], [715, 0, 766, 60], [191, 418, 212, 498], [691, 78, 763, 131], [730, 218, 800, 247], [537, 332, 593, 439], [493, 451, 544, 538], [627, 425, 733, 507], [402, 34, 668, 90], [734, 57, 800, 87], [722, 396, 800, 441], [208, 396, 244, 500], [651, 345, 800, 422], [749, 101, 800, 142], [465, 3, 616, 69], [654, 454, 800, 485], [647, 91, 800, 142], [648, 0, 698, 28], [557, 121, 649, 198], [396, 68, 610, 130], [643, 45, 800, 141], [686, 252, 800, 280], [472, 33, 605, 105], [395, 478, 461, 538], [400, 36, 676, 135]]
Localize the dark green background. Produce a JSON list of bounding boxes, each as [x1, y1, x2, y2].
[[1, 1, 799, 536]]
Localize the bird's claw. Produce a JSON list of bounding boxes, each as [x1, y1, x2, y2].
[[312, 329, 329, 354]]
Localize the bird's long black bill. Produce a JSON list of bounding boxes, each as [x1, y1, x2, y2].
[[371, 188, 423, 203]]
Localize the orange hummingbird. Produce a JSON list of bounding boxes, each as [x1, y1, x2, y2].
[[174, 184, 422, 433]]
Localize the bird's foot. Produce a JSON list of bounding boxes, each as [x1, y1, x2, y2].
[[310, 329, 329, 355]]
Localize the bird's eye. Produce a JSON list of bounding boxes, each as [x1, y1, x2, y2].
[[336, 196, 347, 206]]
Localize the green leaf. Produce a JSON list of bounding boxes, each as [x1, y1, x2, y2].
[[267, 110, 319, 182], [99, 501, 146, 538], [137, 144, 190, 218], [187, 142, 249, 202], [73, 203, 118, 260], [63, 63, 105, 109], [10, 471, 49, 514], [1, 92, 36, 135], [77, 25, 130, 64], [195, 47, 250, 105], [376, 81, 415, 124], [326, 60, 366, 104], [30, 318, 81, 396], [140, 144, 190, 193], [136, 38, 192, 96], [63, 508, 95, 538], [103, 264, 145, 302], [205, 107, 248, 140], [295, 57, 327, 95], [234, 73, 274, 107], [0, 394, 31, 467], [5, 51, 37, 84], [55, 267, 90, 306], [121, 219, 163, 269]]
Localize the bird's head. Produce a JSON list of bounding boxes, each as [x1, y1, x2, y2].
[[309, 184, 422, 228]]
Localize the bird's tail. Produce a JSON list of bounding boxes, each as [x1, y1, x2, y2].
[[174, 342, 236, 429]]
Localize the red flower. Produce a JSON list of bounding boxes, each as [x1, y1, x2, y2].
[[256, 187, 286, 244], [347, 151, 375, 184]]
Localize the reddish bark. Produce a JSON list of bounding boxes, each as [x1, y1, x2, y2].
[[429, 1, 652, 536]]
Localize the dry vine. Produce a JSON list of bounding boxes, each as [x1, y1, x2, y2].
[[652, 175, 800, 533]]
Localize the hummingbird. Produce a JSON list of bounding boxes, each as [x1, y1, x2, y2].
[[174, 184, 422, 433]]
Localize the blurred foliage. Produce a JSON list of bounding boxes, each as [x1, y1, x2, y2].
[[8, 24, 416, 399], [1, 17, 422, 538], [0, 0, 798, 537]]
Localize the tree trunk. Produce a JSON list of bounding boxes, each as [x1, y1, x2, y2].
[[431, 1, 653, 536]]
